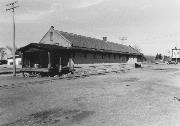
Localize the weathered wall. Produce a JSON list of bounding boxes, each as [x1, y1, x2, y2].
[[39, 27, 71, 47], [71, 50, 140, 64]]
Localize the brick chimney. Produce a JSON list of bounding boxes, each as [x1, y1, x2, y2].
[[103, 37, 107, 41], [51, 26, 54, 29], [50, 26, 54, 41]]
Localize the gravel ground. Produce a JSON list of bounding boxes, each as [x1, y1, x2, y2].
[[0, 63, 180, 126]]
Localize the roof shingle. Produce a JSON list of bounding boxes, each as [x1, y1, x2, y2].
[[57, 30, 141, 55]]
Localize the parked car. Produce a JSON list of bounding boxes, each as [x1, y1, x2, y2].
[[0, 60, 7, 65], [167, 61, 177, 64], [155, 61, 159, 64]]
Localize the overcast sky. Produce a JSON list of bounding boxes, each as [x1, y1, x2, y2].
[[0, 0, 180, 55]]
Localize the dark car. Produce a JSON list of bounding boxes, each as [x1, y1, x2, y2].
[[0, 60, 7, 65], [167, 61, 177, 64]]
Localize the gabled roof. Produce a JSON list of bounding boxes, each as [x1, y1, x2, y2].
[[19, 27, 143, 56], [56, 30, 142, 55], [18, 43, 67, 52]]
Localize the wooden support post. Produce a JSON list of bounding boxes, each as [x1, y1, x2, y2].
[[21, 53, 23, 67], [48, 51, 51, 69], [69, 58, 72, 69], [29, 60, 30, 68], [21, 53, 25, 77], [59, 56, 61, 72]]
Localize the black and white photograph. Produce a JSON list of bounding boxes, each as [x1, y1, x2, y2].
[[0, 0, 180, 125]]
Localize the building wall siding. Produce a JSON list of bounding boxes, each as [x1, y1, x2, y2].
[[40, 28, 71, 47], [71, 51, 139, 64]]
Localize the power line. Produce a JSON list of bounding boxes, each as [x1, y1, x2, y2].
[[119, 37, 127, 45], [6, 1, 19, 77]]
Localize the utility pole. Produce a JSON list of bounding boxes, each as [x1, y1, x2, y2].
[[6, 1, 19, 76], [120, 37, 127, 45]]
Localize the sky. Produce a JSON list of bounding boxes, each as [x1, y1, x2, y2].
[[0, 0, 180, 56]]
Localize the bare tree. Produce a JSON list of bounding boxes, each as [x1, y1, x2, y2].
[[6, 46, 13, 55], [6, 46, 18, 55], [0, 48, 7, 60]]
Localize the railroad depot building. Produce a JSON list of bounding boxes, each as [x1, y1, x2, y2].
[[19, 26, 144, 74]]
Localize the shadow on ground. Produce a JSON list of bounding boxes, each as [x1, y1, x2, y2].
[[3, 108, 95, 126]]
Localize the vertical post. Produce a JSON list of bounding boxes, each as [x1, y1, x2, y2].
[[59, 56, 61, 72], [21, 53, 24, 76], [21, 53, 24, 67], [69, 55, 72, 69], [48, 51, 51, 69], [12, 9, 16, 76], [6, 1, 19, 76]]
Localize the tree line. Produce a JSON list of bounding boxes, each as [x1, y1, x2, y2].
[[0, 46, 18, 60], [155, 53, 171, 61]]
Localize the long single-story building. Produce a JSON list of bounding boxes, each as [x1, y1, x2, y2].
[[18, 26, 145, 75], [172, 48, 180, 63]]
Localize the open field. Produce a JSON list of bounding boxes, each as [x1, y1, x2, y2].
[[0, 64, 180, 126]]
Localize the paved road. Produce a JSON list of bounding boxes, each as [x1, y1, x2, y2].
[[0, 64, 180, 126]]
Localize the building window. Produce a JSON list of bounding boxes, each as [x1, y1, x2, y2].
[[50, 32, 53, 41]]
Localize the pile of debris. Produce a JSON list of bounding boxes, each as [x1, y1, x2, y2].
[[58, 63, 135, 80]]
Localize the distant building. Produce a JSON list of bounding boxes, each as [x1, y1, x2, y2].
[[172, 47, 180, 63], [7, 55, 22, 65], [18, 26, 145, 75]]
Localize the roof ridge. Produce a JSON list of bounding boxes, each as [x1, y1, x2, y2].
[[55, 30, 141, 55], [57, 30, 112, 43]]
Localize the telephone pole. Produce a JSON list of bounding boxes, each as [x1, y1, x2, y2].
[[120, 37, 127, 45], [6, 1, 19, 76]]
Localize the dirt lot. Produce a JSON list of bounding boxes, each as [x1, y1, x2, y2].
[[0, 64, 180, 126]]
